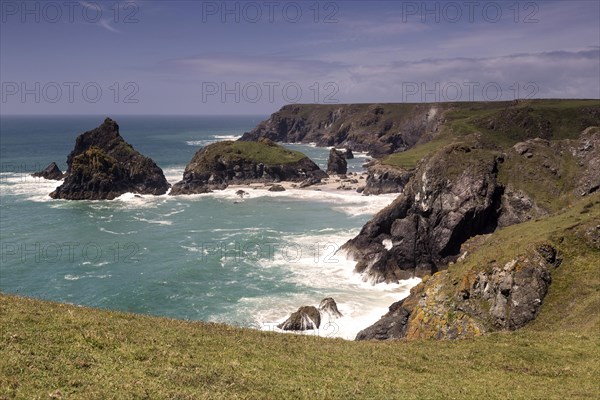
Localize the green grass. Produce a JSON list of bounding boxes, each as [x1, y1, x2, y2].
[[1, 294, 599, 399], [199, 141, 307, 165], [380, 99, 600, 169]]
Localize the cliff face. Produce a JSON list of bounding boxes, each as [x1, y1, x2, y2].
[[239, 103, 448, 157], [343, 145, 504, 282], [345, 128, 600, 284], [362, 162, 413, 195], [50, 118, 169, 200], [356, 241, 561, 340], [170, 139, 327, 195]]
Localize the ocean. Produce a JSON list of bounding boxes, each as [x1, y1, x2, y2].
[[0, 115, 419, 340]]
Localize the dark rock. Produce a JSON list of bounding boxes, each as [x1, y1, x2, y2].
[[363, 163, 412, 195], [318, 297, 343, 318], [356, 300, 410, 340], [299, 176, 322, 188], [327, 148, 348, 175], [50, 118, 169, 200], [268, 184, 286, 192], [236, 190, 248, 198], [278, 306, 321, 331], [32, 162, 64, 180], [345, 149, 354, 159], [343, 145, 503, 283], [170, 141, 327, 195]]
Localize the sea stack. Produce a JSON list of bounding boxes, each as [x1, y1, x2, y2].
[[50, 118, 170, 200], [326, 148, 348, 175]]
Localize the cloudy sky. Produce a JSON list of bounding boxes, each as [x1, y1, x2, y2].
[[1, 0, 598, 115]]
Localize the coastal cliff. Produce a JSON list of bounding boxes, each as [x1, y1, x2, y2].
[[345, 125, 599, 283], [170, 139, 327, 195], [340, 99, 600, 339], [239, 103, 448, 157], [50, 118, 170, 200]]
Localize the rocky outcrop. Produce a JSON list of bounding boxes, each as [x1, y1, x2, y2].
[[362, 162, 412, 195], [319, 297, 343, 318], [239, 103, 449, 157], [572, 127, 600, 196], [326, 148, 347, 175], [345, 149, 354, 159], [50, 118, 169, 200], [170, 140, 327, 195], [278, 298, 343, 331], [278, 306, 321, 331], [343, 144, 503, 283], [32, 162, 64, 180], [268, 184, 286, 192], [356, 243, 560, 340], [344, 121, 600, 283]]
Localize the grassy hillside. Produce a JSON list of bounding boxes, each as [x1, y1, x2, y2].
[[2, 196, 599, 399], [382, 99, 599, 169], [1, 296, 598, 399]]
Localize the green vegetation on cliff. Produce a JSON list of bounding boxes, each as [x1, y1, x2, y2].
[[200, 140, 307, 165], [381, 99, 599, 169]]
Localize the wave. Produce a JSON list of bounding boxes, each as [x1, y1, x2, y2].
[[235, 227, 420, 340], [64, 273, 112, 281], [0, 173, 62, 202], [185, 134, 242, 147], [199, 186, 396, 216], [213, 135, 242, 140]]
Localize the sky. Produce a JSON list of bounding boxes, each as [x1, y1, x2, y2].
[[1, 0, 599, 115]]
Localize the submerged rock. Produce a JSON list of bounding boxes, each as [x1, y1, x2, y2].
[[32, 162, 64, 180], [50, 118, 169, 200], [278, 306, 321, 331]]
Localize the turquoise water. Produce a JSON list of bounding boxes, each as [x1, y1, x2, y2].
[[0, 116, 417, 339]]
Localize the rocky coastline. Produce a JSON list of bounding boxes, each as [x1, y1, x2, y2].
[[32, 100, 600, 342]]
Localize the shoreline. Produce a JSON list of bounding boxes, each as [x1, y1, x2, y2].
[[227, 172, 369, 194]]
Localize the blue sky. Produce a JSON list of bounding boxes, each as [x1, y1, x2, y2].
[[1, 0, 599, 115]]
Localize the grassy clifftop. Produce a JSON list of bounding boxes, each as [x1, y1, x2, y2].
[[199, 140, 307, 166], [382, 99, 599, 169]]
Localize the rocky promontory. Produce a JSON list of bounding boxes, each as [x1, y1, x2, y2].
[[343, 102, 600, 284], [356, 240, 563, 340], [343, 144, 504, 283], [239, 103, 448, 157], [170, 139, 327, 195], [50, 118, 169, 200]]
